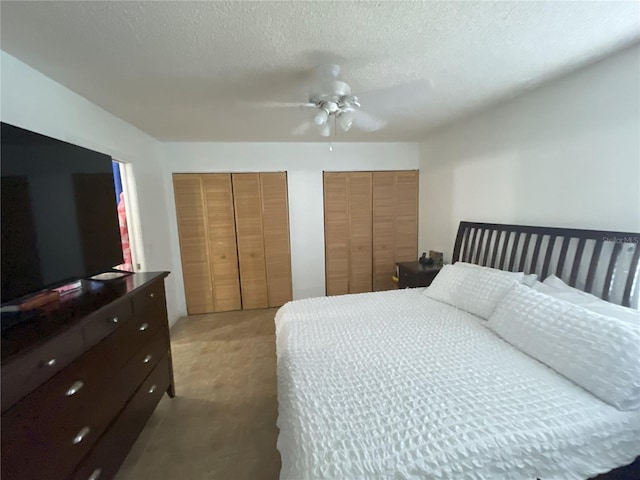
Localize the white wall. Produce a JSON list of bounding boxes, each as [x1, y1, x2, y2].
[[0, 51, 182, 325], [161, 142, 419, 316], [418, 44, 640, 260]]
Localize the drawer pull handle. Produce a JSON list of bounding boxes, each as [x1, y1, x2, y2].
[[65, 380, 85, 396], [88, 468, 102, 480], [148, 384, 157, 394], [149, 292, 155, 299], [139, 322, 149, 331], [143, 354, 152, 364], [41, 358, 57, 368], [110, 316, 119, 324], [72, 426, 91, 445]]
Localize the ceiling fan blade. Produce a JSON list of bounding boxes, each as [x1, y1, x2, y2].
[[242, 101, 316, 109], [291, 120, 315, 136], [357, 79, 432, 116], [353, 110, 387, 132]]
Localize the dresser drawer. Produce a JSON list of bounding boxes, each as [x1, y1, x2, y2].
[[109, 307, 165, 369], [132, 279, 166, 316], [82, 298, 134, 351], [1, 328, 84, 411], [115, 328, 170, 401], [1, 333, 116, 432], [71, 355, 171, 480], [0, 330, 169, 480], [2, 347, 121, 480]]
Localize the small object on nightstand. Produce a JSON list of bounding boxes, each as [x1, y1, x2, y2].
[[429, 250, 444, 267], [396, 261, 442, 288], [419, 252, 434, 266]]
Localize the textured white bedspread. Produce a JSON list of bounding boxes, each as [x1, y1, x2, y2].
[[275, 289, 640, 480]]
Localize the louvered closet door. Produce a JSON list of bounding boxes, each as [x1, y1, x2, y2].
[[348, 173, 373, 293], [232, 173, 269, 309], [260, 173, 293, 307], [372, 172, 396, 291], [323, 173, 350, 295], [372, 170, 418, 291], [173, 174, 215, 314], [394, 171, 418, 263], [202, 174, 241, 311]]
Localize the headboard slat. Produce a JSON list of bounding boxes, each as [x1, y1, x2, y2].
[[569, 238, 586, 287], [461, 227, 472, 263], [468, 228, 479, 263], [531, 234, 544, 274], [452, 225, 466, 266], [508, 232, 521, 271], [602, 242, 622, 302], [451, 222, 639, 308], [556, 237, 570, 278], [499, 231, 511, 270], [585, 240, 603, 294], [623, 243, 640, 308], [541, 235, 557, 280], [490, 230, 502, 268], [482, 230, 494, 266], [474, 228, 486, 265], [519, 233, 532, 273]]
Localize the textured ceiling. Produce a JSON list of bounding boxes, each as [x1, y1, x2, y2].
[[1, 1, 639, 142]]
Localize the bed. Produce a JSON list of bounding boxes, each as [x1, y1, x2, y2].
[[275, 222, 640, 480]]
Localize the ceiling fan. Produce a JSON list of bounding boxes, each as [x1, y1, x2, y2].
[[246, 64, 431, 137]]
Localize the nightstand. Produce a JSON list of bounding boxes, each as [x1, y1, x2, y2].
[[396, 262, 442, 288]]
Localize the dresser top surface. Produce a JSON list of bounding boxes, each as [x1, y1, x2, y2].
[[1, 271, 169, 363]]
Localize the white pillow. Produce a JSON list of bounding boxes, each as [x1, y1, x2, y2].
[[533, 275, 639, 325], [456, 261, 538, 287], [488, 284, 640, 410], [423, 263, 522, 319]]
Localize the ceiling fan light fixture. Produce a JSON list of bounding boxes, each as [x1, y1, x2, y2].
[[314, 109, 329, 126], [324, 101, 339, 114], [319, 123, 331, 137]]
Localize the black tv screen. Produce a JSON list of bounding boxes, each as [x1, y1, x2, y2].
[[1, 123, 123, 303]]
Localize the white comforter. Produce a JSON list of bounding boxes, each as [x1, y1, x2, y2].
[[275, 289, 640, 480]]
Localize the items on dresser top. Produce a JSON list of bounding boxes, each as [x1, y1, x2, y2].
[[1, 271, 174, 480]]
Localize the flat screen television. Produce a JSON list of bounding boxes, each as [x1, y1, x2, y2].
[[1, 123, 124, 303]]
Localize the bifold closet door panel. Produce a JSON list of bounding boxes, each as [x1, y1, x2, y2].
[[172, 174, 215, 315], [201, 174, 241, 312], [323, 173, 350, 296], [348, 172, 373, 294], [232, 173, 269, 309], [372, 172, 396, 291], [260, 173, 293, 307], [394, 171, 418, 263]]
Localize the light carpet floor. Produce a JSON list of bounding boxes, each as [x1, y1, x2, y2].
[[115, 308, 281, 480]]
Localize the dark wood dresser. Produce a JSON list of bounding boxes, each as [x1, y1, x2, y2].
[[396, 262, 441, 288], [1, 272, 174, 480]]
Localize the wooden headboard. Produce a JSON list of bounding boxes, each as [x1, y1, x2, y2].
[[452, 221, 640, 308]]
